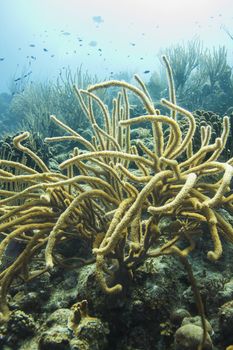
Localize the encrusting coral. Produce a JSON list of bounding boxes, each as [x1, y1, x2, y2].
[[0, 55, 233, 346]]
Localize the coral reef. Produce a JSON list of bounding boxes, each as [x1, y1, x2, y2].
[[9, 67, 104, 139], [0, 56, 233, 349], [159, 42, 233, 113], [0, 132, 53, 170], [165, 109, 233, 158]]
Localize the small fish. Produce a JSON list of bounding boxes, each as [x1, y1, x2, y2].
[[140, 57, 144, 60], [98, 48, 102, 52], [130, 42, 136, 46], [43, 48, 48, 52], [143, 70, 150, 74], [78, 38, 83, 42], [31, 56, 36, 60], [62, 32, 71, 36], [29, 44, 35, 47], [50, 54, 55, 57], [89, 40, 97, 47], [23, 71, 32, 78], [14, 77, 21, 82], [0, 57, 5, 61], [92, 16, 104, 24]]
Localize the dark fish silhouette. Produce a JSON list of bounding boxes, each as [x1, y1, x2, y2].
[[130, 43, 136, 46], [23, 71, 32, 78], [89, 41, 97, 47], [143, 70, 150, 74], [50, 54, 55, 57], [14, 77, 21, 82], [0, 58, 4, 61], [92, 16, 104, 24], [98, 48, 102, 52], [31, 56, 36, 60], [43, 48, 48, 52], [29, 44, 35, 47]]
